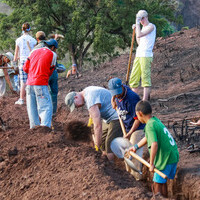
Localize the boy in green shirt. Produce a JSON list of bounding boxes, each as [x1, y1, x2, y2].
[[130, 100, 179, 198]]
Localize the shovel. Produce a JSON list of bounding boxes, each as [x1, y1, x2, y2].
[[110, 137, 142, 174], [126, 27, 135, 85], [129, 151, 167, 179]]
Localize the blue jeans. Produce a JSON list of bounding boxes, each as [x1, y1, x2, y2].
[[49, 70, 58, 114], [26, 85, 53, 129]]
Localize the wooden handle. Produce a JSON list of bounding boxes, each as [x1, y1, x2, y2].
[[126, 28, 135, 85], [117, 109, 127, 136], [129, 151, 167, 179], [0, 67, 14, 69]]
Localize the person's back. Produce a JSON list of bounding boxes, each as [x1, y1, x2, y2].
[[24, 47, 57, 86], [145, 116, 179, 170], [16, 34, 37, 61], [83, 86, 118, 123]]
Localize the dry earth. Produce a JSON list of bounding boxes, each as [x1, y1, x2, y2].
[[0, 27, 200, 200]]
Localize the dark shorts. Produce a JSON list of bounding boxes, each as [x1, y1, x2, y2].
[[101, 120, 123, 153]]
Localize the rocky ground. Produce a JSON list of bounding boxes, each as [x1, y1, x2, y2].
[[0, 27, 199, 200]]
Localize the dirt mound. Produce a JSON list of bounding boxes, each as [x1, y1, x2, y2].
[[0, 27, 200, 199]]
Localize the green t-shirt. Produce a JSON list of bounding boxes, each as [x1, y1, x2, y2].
[[145, 116, 179, 170]]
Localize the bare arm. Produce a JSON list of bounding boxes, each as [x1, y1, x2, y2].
[[125, 119, 140, 139], [3, 69, 14, 91], [149, 141, 158, 172], [136, 23, 154, 44], [14, 45, 19, 62], [130, 136, 147, 152], [111, 96, 117, 110], [89, 104, 102, 148]]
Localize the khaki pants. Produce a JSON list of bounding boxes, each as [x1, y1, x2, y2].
[[101, 120, 123, 153], [125, 129, 145, 180]]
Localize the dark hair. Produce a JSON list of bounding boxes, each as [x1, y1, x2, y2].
[[22, 22, 30, 32], [136, 100, 152, 115], [38, 35, 46, 40]]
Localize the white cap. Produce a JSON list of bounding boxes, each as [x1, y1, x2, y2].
[[137, 10, 148, 18], [4, 52, 14, 61]]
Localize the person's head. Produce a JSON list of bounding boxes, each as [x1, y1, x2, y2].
[[44, 39, 58, 52], [36, 31, 46, 41], [108, 77, 124, 98], [137, 10, 148, 25], [3, 52, 14, 63], [135, 100, 152, 123], [65, 91, 84, 112], [22, 22, 31, 33]]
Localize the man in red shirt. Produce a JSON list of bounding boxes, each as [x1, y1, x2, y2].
[[23, 39, 57, 129]]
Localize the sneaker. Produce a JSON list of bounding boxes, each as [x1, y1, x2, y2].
[[15, 99, 24, 105]]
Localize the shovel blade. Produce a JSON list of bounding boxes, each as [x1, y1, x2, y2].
[[124, 157, 142, 175], [111, 137, 132, 158]]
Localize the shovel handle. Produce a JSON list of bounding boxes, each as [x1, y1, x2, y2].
[[0, 67, 14, 69], [129, 151, 167, 179], [126, 28, 135, 85], [116, 109, 126, 136]]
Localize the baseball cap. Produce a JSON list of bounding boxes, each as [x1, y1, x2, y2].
[[72, 64, 77, 67], [4, 52, 14, 62], [44, 39, 58, 48], [65, 92, 76, 112], [108, 77, 123, 96], [137, 10, 148, 18]]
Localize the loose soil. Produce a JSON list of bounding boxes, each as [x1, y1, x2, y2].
[[0, 27, 199, 200]]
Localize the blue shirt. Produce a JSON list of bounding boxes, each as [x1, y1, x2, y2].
[[84, 86, 118, 123], [116, 85, 145, 132]]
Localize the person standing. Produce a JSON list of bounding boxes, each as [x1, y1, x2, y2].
[[14, 22, 37, 105], [23, 40, 57, 129], [129, 10, 156, 100], [34, 32, 61, 115], [65, 86, 123, 160]]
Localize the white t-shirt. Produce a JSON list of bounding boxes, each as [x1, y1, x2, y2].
[[136, 23, 156, 57], [16, 34, 37, 61]]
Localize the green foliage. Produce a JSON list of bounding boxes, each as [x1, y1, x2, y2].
[[0, 0, 180, 68]]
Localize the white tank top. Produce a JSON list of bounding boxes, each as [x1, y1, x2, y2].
[[16, 34, 37, 61], [136, 23, 156, 57]]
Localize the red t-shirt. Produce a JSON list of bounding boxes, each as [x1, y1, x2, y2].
[[23, 47, 57, 85]]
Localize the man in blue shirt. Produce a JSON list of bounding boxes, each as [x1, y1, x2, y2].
[[108, 77, 145, 180]]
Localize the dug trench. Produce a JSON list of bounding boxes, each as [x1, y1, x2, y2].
[[0, 27, 199, 199]]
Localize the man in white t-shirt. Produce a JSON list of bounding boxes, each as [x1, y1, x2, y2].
[[129, 10, 156, 100], [13, 22, 37, 105]]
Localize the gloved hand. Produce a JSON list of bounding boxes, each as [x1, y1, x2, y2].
[[87, 116, 93, 127], [95, 144, 99, 152], [132, 24, 136, 29]]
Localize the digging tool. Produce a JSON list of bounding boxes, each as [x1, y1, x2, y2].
[[126, 27, 135, 85], [116, 108, 127, 137], [0, 66, 14, 70], [110, 137, 142, 174], [129, 151, 167, 179]]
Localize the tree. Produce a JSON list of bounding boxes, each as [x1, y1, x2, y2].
[[0, 0, 180, 69]]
